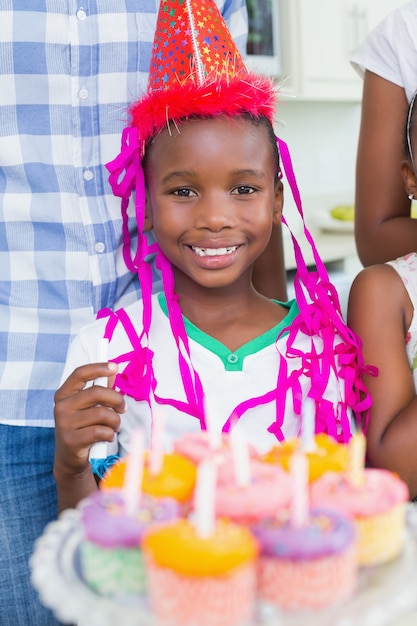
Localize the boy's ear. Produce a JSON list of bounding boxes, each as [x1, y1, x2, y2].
[[401, 160, 417, 199], [272, 180, 284, 227], [143, 191, 153, 232]]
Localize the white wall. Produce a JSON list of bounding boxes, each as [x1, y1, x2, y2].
[[274, 99, 362, 233]]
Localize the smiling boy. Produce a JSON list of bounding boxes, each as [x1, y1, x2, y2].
[[53, 0, 368, 512]]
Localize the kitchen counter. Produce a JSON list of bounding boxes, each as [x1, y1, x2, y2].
[[282, 190, 361, 277]]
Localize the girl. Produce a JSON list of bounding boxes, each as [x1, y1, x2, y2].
[[348, 90, 417, 499]]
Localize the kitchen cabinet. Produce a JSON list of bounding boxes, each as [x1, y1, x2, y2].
[[252, 0, 408, 101]]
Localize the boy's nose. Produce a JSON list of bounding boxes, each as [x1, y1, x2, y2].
[[194, 194, 235, 231]]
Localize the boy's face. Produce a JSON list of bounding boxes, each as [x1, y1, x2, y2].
[[144, 116, 283, 292]]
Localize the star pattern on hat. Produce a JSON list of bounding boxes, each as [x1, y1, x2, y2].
[[148, 0, 246, 91]]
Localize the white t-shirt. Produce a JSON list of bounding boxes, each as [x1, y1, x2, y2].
[[351, 1, 417, 102], [62, 293, 351, 456]]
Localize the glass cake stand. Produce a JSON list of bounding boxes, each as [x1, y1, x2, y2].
[[30, 507, 417, 626]]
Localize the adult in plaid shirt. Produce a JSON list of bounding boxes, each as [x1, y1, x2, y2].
[[0, 3, 286, 625]]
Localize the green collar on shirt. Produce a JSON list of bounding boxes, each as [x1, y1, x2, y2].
[[157, 292, 300, 371]]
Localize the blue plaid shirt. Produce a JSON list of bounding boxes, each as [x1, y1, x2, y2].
[[0, 0, 248, 427]]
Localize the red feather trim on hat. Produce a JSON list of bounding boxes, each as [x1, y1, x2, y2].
[[129, 73, 277, 147]]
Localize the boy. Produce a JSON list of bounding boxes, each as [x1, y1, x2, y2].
[[54, 0, 368, 512]]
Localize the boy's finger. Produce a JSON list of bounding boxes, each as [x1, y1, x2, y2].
[[55, 362, 118, 397]]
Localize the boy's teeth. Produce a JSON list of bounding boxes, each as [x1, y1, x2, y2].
[[192, 246, 238, 257]]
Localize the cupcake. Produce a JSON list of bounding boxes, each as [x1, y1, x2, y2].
[[213, 460, 292, 523], [78, 489, 179, 596], [310, 467, 409, 566], [251, 508, 357, 611], [143, 518, 258, 626], [310, 432, 409, 566]]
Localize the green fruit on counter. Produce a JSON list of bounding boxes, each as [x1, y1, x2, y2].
[[330, 204, 355, 221]]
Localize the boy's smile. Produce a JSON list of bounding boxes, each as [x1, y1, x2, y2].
[[144, 116, 283, 295]]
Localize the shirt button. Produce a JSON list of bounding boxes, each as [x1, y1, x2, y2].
[[95, 242, 105, 254], [227, 353, 239, 364], [83, 169, 94, 181], [79, 88, 89, 100], [76, 8, 87, 20]]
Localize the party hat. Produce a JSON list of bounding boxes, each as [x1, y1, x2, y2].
[[148, 0, 246, 88], [129, 0, 277, 150]]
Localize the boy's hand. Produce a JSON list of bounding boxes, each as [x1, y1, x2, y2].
[[54, 362, 125, 478]]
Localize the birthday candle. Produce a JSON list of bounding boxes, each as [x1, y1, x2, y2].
[[301, 396, 317, 452], [203, 395, 222, 450], [230, 428, 251, 488], [94, 337, 109, 387], [89, 337, 110, 460], [193, 459, 217, 538], [347, 432, 366, 487], [123, 428, 145, 517], [149, 406, 164, 476], [290, 450, 309, 528]]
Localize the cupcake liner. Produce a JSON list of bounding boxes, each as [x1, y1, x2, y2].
[[257, 545, 357, 611], [80, 541, 147, 596], [146, 559, 256, 626], [355, 503, 405, 566]]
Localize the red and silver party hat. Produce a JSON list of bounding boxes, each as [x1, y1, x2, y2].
[[130, 0, 277, 148]]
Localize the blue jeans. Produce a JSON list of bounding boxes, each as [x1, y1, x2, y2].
[[0, 425, 61, 626]]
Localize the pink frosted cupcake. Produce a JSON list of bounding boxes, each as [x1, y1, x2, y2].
[[143, 518, 258, 626], [213, 460, 292, 523], [251, 508, 357, 611], [310, 468, 409, 566]]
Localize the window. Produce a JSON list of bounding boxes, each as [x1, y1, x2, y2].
[[246, 0, 281, 76]]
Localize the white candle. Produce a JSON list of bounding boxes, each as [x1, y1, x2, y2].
[[301, 396, 317, 452], [203, 395, 222, 450], [193, 460, 217, 538], [347, 432, 366, 487], [230, 428, 251, 488], [94, 337, 109, 387], [290, 451, 309, 528], [123, 428, 145, 516], [89, 337, 110, 460], [149, 406, 164, 476]]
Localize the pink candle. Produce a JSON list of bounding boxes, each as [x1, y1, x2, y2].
[[230, 428, 251, 488], [123, 428, 145, 516], [203, 395, 222, 450], [301, 396, 317, 452], [149, 406, 164, 476], [193, 460, 217, 538], [290, 450, 309, 528]]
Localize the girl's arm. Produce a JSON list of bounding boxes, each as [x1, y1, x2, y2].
[[348, 264, 417, 497], [355, 71, 413, 265], [53, 362, 125, 513]]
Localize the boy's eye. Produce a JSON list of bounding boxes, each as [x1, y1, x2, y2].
[[233, 185, 255, 195], [173, 188, 196, 197]]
